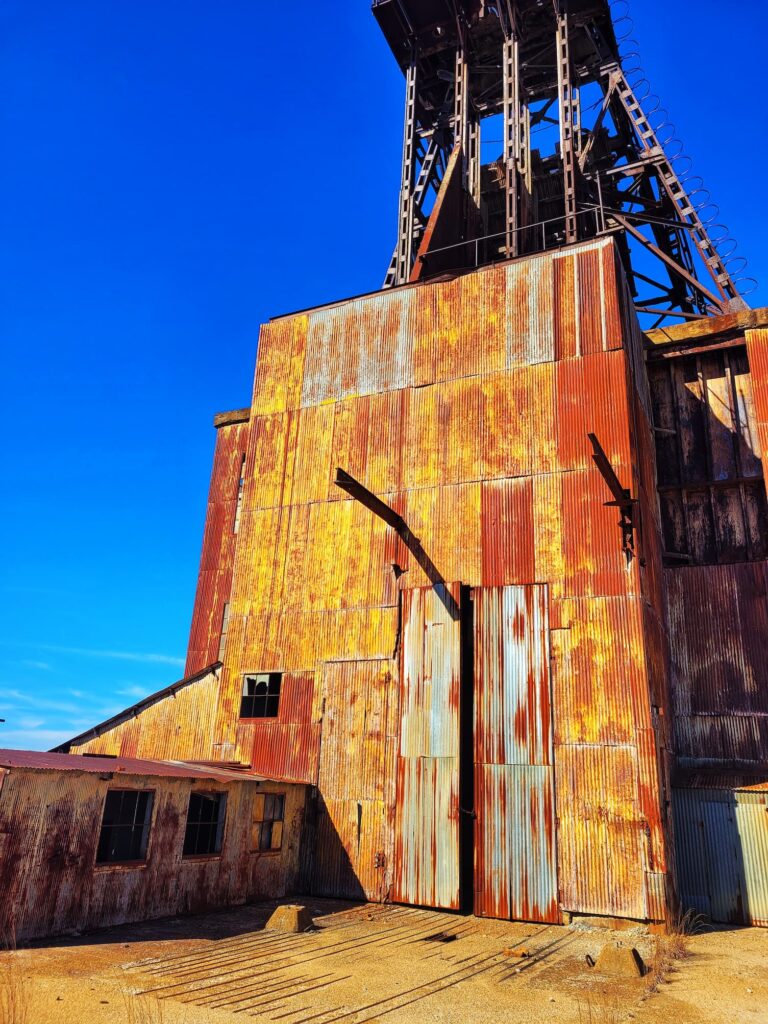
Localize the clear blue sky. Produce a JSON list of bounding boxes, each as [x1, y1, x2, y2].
[[1, 1, 766, 750]]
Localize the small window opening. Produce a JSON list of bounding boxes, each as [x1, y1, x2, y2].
[[183, 791, 227, 857], [217, 602, 231, 661], [240, 672, 282, 719], [96, 789, 154, 864], [252, 792, 285, 852], [233, 455, 246, 534]]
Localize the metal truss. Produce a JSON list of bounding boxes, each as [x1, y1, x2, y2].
[[374, 0, 749, 324]]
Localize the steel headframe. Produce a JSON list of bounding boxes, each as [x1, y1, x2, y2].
[[374, 0, 748, 324]]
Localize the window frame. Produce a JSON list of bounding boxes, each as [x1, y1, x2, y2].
[[182, 789, 228, 860], [239, 672, 282, 720], [251, 791, 286, 854], [94, 787, 156, 868]]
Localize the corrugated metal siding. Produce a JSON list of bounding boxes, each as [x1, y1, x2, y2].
[[473, 586, 559, 923], [556, 744, 647, 920], [666, 562, 768, 764], [179, 235, 674, 922], [236, 672, 320, 784], [674, 787, 768, 926], [186, 417, 249, 676], [0, 768, 305, 942], [71, 666, 221, 762], [745, 329, 768, 467], [310, 660, 398, 901], [394, 585, 462, 909]]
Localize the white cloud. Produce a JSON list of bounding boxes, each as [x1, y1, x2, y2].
[[34, 644, 184, 667], [117, 684, 150, 699], [21, 660, 52, 671]]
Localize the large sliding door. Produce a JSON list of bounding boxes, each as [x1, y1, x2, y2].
[[473, 585, 560, 923], [393, 583, 463, 910]]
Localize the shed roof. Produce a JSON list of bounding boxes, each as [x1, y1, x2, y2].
[[0, 749, 270, 784]]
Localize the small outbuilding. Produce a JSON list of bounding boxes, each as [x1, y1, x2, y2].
[[0, 749, 306, 942]]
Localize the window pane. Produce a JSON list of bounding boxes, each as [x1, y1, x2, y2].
[[253, 794, 265, 823], [183, 792, 224, 856], [240, 674, 282, 719], [270, 821, 283, 851], [96, 790, 153, 864], [264, 794, 276, 821], [251, 823, 263, 852], [259, 821, 273, 851]]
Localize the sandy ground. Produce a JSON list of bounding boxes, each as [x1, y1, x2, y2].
[[1, 900, 766, 1024]]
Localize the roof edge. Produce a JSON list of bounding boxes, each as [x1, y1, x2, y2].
[[213, 408, 250, 429], [52, 662, 222, 754]]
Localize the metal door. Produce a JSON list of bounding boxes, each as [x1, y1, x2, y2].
[[473, 585, 560, 923], [393, 583, 462, 909]]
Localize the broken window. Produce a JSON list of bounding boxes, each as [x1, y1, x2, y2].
[[233, 454, 246, 534], [251, 792, 285, 852], [217, 601, 231, 661], [96, 789, 154, 864], [183, 791, 227, 857], [240, 672, 281, 719]]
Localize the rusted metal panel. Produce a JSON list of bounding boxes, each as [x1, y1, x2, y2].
[[0, 766, 305, 942], [473, 586, 559, 923], [310, 660, 398, 901], [235, 672, 320, 784], [551, 597, 649, 746], [746, 328, 768, 459], [674, 787, 768, 927], [186, 417, 249, 676], [666, 562, 768, 764], [68, 666, 221, 763], [252, 315, 308, 416], [556, 744, 647, 919], [480, 478, 535, 586], [394, 584, 462, 909], [506, 254, 555, 365], [474, 765, 558, 922]]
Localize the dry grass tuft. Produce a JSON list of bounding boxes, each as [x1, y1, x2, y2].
[[577, 991, 622, 1024], [0, 958, 29, 1024], [122, 989, 166, 1024], [645, 909, 702, 993]]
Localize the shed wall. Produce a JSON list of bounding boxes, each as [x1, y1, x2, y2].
[[0, 768, 304, 942]]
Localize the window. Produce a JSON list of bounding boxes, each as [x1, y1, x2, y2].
[[252, 793, 285, 852], [183, 791, 227, 857], [240, 673, 282, 719], [217, 602, 231, 661], [233, 454, 246, 534], [96, 789, 154, 864]]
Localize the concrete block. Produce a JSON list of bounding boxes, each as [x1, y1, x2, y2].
[[265, 904, 314, 934], [595, 943, 645, 978]]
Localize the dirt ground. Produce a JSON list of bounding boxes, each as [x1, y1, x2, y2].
[[1, 900, 766, 1024]]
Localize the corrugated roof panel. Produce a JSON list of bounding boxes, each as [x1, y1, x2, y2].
[[0, 749, 259, 783], [438, 376, 482, 484], [577, 246, 604, 356], [553, 252, 577, 360], [290, 403, 336, 505], [402, 384, 439, 489]]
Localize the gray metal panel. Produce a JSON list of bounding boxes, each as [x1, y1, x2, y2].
[[673, 788, 768, 927]]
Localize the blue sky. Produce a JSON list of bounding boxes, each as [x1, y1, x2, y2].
[[1, 1, 766, 751]]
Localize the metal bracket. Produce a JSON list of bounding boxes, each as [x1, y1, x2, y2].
[[587, 433, 642, 564]]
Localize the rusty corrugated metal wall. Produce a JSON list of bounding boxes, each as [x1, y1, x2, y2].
[[186, 413, 250, 677], [473, 585, 558, 923], [70, 666, 221, 762], [666, 562, 768, 765], [0, 767, 304, 942], [206, 236, 674, 922]]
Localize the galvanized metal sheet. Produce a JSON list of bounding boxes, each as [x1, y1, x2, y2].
[[473, 586, 559, 923], [674, 787, 768, 927], [394, 584, 462, 910]]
